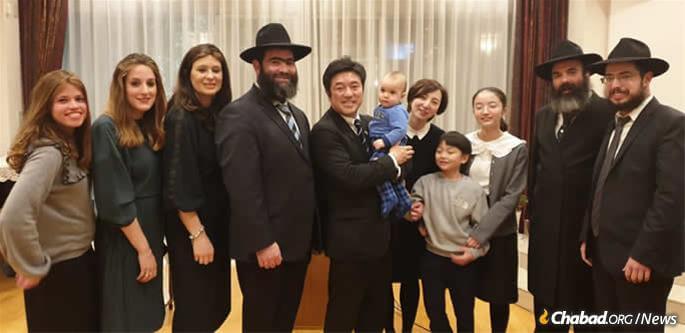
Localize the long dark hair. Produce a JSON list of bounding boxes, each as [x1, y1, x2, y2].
[[170, 43, 232, 114], [471, 86, 509, 132]]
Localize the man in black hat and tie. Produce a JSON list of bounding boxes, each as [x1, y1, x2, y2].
[[580, 37, 684, 333], [215, 23, 317, 331], [527, 40, 615, 332]]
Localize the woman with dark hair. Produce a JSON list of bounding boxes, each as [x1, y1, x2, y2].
[[465, 87, 527, 332], [0, 70, 98, 332], [92, 53, 167, 331], [387, 79, 448, 332], [163, 43, 232, 332]]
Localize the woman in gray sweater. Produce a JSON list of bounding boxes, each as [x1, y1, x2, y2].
[[0, 70, 98, 331], [466, 87, 527, 332]]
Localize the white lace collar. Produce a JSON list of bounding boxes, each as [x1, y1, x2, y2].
[[466, 131, 525, 158]]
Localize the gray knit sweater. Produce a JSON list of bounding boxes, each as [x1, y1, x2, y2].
[[0, 141, 95, 278], [412, 172, 489, 259]]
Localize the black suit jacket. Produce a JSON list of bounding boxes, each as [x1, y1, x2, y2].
[[310, 108, 398, 260], [581, 97, 684, 278], [215, 85, 317, 262], [527, 92, 615, 308]]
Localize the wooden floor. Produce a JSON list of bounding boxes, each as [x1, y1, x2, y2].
[[0, 265, 535, 332]]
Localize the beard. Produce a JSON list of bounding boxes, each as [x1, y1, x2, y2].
[[257, 69, 298, 102], [608, 86, 648, 112], [550, 77, 591, 114]]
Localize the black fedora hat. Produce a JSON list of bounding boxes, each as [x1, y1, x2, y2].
[[240, 23, 311, 63], [588, 37, 669, 77], [534, 40, 603, 80]]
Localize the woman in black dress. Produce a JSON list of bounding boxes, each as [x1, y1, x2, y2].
[[163, 43, 232, 332], [387, 79, 448, 332]]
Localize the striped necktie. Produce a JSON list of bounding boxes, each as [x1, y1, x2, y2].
[[354, 118, 370, 154], [276, 103, 301, 145]]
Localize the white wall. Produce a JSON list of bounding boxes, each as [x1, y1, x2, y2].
[[608, 0, 685, 111], [0, 0, 23, 155], [568, 0, 612, 93], [569, 0, 685, 111]]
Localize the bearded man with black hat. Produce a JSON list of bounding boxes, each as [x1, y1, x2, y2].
[[215, 23, 317, 331], [580, 37, 684, 333], [527, 40, 615, 332]]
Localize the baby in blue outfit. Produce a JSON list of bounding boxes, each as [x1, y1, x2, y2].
[[369, 71, 412, 217]]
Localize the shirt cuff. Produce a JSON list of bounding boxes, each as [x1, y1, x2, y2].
[[388, 154, 401, 179]]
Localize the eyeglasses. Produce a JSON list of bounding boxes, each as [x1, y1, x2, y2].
[[600, 73, 638, 85]]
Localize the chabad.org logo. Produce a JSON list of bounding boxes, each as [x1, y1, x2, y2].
[[538, 310, 678, 326]]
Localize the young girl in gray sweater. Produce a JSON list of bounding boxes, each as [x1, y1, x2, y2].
[[0, 70, 98, 331], [410, 131, 489, 333]]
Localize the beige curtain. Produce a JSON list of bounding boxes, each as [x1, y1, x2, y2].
[[65, 0, 515, 133]]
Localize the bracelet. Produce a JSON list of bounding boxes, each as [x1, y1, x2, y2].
[[189, 226, 205, 240]]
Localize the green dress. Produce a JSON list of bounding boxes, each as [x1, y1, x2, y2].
[[92, 116, 165, 331]]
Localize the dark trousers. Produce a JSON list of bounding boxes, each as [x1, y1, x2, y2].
[[324, 253, 391, 332], [385, 279, 420, 332], [420, 251, 476, 333], [591, 242, 673, 333], [236, 260, 308, 332], [24, 249, 99, 332]]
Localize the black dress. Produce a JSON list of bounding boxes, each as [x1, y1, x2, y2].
[[391, 124, 444, 281], [163, 105, 231, 332], [92, 116, 165, 331]]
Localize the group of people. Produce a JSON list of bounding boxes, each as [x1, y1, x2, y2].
[[0, 21, 681, 333]]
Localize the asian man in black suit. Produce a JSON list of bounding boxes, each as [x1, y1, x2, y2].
[[310, 57, 414, 332]]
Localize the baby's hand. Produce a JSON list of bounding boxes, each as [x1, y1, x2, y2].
[[373, 139, 385, 150]]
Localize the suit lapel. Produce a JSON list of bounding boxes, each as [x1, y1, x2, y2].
[[251, 86, 309, 161], [330, 109, 367, 160], [611, 98, 658, 169]]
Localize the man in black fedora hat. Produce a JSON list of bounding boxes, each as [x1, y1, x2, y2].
[[527, 39, 615, 332], [216, 22, 317, 331], [580, 37, 684, 333]]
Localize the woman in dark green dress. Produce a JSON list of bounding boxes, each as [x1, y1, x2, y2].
[[163, 44, 232, 332], [92, 53, 167, 332]]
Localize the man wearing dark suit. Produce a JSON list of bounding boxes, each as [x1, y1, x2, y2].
[[310, 57, 414, 332], [527, 40, 615, 332], [215, 23, 317, 332], [580, 38, 684, 333]]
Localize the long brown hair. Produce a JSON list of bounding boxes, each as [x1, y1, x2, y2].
[[7, 70, 92, 172], [104, 53, 166, 151], [169, 43, 232, 113]]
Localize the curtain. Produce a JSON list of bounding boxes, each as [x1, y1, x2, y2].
[[510, 0, 568, 141], [509, 0, 568, 231], [64, 0, 515, 133], [18, 0, 69, 110]]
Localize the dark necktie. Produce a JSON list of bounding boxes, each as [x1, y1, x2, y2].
[[590, 116, 631, 236], [354, 118, 370, 154], [276, 103, 301, 145], [556, 112, 576, 141]]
